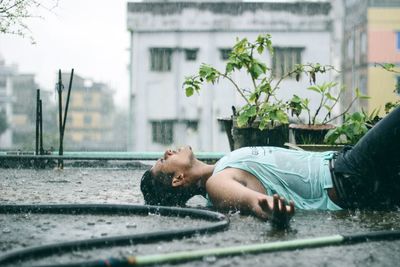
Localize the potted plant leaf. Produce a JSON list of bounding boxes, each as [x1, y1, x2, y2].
[[287, 81, 369, 147], [183, 34, 333, 150], [325, 101, 399, 145]]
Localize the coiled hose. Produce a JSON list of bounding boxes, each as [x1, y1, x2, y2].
[[0, 204, 230, 267]]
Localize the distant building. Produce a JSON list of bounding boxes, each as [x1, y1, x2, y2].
[[0, 58, 46, 150], [0, 56, 16, 149], [62, 73, 117, 151], [127, 0, 340, 152], [11, 74, 40, 148], [342, 0, 400, 114]]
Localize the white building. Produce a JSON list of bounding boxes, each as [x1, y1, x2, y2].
[[127, 0, 340, 152], [0, 55, 17, 149]]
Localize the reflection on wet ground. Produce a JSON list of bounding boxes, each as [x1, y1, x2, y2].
[[1, 167, 400, 266]]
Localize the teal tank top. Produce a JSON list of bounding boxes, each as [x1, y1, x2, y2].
[[208, 147, 342, 211]]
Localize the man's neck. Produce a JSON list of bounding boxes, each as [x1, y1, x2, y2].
[[189, 159, 215, 189]]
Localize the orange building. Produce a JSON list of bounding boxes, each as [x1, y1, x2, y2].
[[342, 0, 400, 114], [61, 73, 116, 151]]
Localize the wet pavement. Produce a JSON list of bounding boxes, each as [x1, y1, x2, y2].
[[1, 165, 400, 266]]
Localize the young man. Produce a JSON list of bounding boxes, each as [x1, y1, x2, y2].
[[140, 107, 400, 228]]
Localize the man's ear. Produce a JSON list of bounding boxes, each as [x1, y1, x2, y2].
[[172, 173, 184, 187]]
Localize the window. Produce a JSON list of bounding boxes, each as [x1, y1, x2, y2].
[[397, 32, 400, 51], [185, 120, 198, 132], [84, 94, 92, 104], [360, 31, 367, 55], [396, 76, 400, 95], [272, 47, 303, 78], [151, 120, 174, 145], [219, 48, 232, 60], [184, 49, 198, 61], [84, 115, 92, 125], [347, 38, 354, 59], [0, 78, 6, 88], [150, 48, 173, 72]]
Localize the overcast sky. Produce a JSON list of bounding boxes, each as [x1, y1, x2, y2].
[[0, 0, 130, 109]]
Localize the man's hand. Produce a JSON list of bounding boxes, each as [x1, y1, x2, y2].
[[258, 194, 295, 229]]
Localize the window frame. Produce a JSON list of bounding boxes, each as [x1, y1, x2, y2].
[[272, 47, 304, 78], [149, 48, 173, 72], [184, 49, 198, 61], [396, 31, 400, 51], [219, 48, 232, 61], [151, 120, 174, 145]]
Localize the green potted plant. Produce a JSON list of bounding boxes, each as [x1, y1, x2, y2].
[[183, 34, 332, 150], [287, 82, 369, 146], [325, 101, 399, 145]]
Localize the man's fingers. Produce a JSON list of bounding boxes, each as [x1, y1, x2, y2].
[[289, 200, 295, 215], [273, 194, 279, 211], [280, 197, 287, 213], [258, 197, 271, 212]]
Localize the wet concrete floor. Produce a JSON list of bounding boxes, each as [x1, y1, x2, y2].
[[1, 165, 400, 266]]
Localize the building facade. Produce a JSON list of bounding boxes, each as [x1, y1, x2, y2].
[[0, 57, 51, 150], [63, 73, 117, 151], [342, 0, 400, 114], [0, 56, 16, 149], [127, 1, 340, 152]]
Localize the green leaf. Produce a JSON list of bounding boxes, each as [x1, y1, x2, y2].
[[307, 85, 321, 93], [350, 111, 364, 121], [259, 82, 271, 94], [237, 113, 249, 128], [226, 63, 234, 74], [383, 63, 395, 71], [257, 45, 264, 54], [259, 119, 268, 130], [249, 93, 258, 104], [276, 110, 289, 123], [250, 63, 264, 79], [323, 104, 332, 111], [185, 87, 194, 97], [325, 92, 337, 101], [355, 88, 370, 99], [245, 105, 257, 117]]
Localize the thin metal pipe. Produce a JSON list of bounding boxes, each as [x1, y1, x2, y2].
[[35, 89, 40, 156], [62, 68, 74, 134], [0, 151, 225, 161], [57, 70, 64, 168], [39, 99, 44, 155]]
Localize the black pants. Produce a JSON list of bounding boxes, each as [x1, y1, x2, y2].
[[331, 106, 400, 209]]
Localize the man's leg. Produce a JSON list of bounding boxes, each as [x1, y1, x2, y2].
[[333, 106, 400, 208]]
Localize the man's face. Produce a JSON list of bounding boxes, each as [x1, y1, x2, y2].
[[151, 145, 194, 179]]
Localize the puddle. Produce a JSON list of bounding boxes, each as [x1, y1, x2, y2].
[[1, 167, 400, 266]]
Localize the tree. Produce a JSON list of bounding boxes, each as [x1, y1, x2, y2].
[[0, 0, 58, 43]]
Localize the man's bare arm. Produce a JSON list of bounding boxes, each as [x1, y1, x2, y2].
[[206, 172, 294, 228]]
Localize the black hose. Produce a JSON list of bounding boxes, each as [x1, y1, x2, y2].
[[0, 204, 229, 266]]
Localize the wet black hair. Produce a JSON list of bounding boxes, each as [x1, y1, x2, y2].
[[140, 169, 196, 206]]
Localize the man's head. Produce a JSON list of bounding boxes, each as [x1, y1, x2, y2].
[[140, 145, 201, 206], [140, 169, 196, 206]]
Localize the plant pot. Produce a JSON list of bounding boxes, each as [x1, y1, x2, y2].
[[231, 120, 288, 150], [289, 124, 335, 145], [217, 117, 234, 151]]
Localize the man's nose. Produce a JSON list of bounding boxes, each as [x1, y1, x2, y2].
[[164, 149, 173, 159]]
